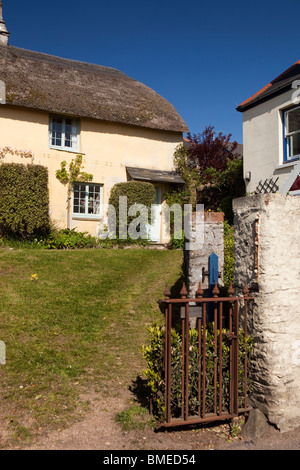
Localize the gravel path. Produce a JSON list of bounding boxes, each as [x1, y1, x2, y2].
[[2, 384, 299, 451]]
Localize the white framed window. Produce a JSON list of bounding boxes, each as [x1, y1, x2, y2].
[[73, 183, 103, 219], [49, 115, 79, 152], [283, 106, 300, 162]]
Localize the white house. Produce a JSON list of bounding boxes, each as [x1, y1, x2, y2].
[[237, 61, 300, 196]]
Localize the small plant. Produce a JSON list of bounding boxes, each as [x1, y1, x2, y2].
[[229, 416, 244, 439], [116, 404, 155, 431], [9, 421, 32, 444]]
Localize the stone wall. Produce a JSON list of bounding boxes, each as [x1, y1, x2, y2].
[[184, 211, 224, 297], [233, 193, 300, 432]]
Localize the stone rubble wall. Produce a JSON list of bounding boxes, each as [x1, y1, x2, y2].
[[233, 194, 300, 432], [184, 211, 224, 297]]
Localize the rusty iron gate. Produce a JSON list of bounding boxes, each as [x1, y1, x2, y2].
[[157, 281, 253, 430]]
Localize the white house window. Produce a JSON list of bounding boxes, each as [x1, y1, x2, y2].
[[49, 115, 79, 152], [73, 183, 102, 218], [284, 106, 300, 161]]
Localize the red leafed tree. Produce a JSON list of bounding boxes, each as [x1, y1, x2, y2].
[[186, 125, 238, 172]]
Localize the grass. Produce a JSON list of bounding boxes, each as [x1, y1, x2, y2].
[[0, 246, 183, 443], [116, 404, 156, 431]]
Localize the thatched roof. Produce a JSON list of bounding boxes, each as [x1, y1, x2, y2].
[[0, 44, 188, 133]]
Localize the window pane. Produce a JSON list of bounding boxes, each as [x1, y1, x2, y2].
[[65, 120, 72, 147], [51, 117, 63, 147], [287, 107, 300, 133], [65, 136, 71, 147], [73, 184, 87, 214], [53, 118, 63, 127], [80, 199, 86, 213], [288, 133, 300, 158], [86, 184, 101, 215]]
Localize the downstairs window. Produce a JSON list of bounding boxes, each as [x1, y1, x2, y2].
[[73, 183, 103, 218]]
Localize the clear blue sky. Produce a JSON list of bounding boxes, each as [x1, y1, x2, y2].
[[3, 0, 300, 143]]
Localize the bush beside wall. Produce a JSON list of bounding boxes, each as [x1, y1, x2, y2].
[[108, 181, 155, 239], [0, 163, 50, 240]]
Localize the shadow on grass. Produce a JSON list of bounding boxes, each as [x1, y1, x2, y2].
[[129, 375, 150, 410]]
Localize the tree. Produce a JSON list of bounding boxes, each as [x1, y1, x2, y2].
[[172, 126, 245, 222], [186, 125, 238, 172], [56, 155, 93, 229]]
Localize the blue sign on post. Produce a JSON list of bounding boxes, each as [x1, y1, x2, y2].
[[209, 253, 219, 289], [208, 253, 219, 322]]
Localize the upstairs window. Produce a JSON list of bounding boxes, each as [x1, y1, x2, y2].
[[283, 106, 300, 162], [73, 183, 103, 218], [49, 115, 79, 152]]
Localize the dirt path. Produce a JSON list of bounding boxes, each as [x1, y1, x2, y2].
[[2, 383, 299, 451]]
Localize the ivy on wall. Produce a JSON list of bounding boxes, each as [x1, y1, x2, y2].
[[56, 155, 93, 229]]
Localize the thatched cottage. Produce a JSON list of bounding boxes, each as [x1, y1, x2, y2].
[[0, 3, 188, 242]]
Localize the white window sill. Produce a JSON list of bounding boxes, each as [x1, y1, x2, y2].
[[275, 159, 300, 171], [72, 215, 102, 221], [49, 146, 82, 154]]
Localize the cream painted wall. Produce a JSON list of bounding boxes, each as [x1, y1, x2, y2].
[[0, 106, 183, 241], [242, 88, 299, 194]]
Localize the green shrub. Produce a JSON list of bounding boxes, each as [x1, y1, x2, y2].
[[141, 323, 253, 420], [40, 228, 99, 249], [108, 181, 155, 240], [0, 163, 50, 239], [170, 231, 185, 249], [0, 227, 99, 250]]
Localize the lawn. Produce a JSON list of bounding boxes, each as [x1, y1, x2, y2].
[[0, 246, 183, 441]]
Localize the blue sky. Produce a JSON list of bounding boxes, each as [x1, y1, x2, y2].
[[3, 0, 300, 143]]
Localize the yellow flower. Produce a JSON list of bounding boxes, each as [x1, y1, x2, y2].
[[30, 273, 38, 281]]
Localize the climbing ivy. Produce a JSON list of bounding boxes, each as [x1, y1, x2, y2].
[[56, 155, 93, 229]]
